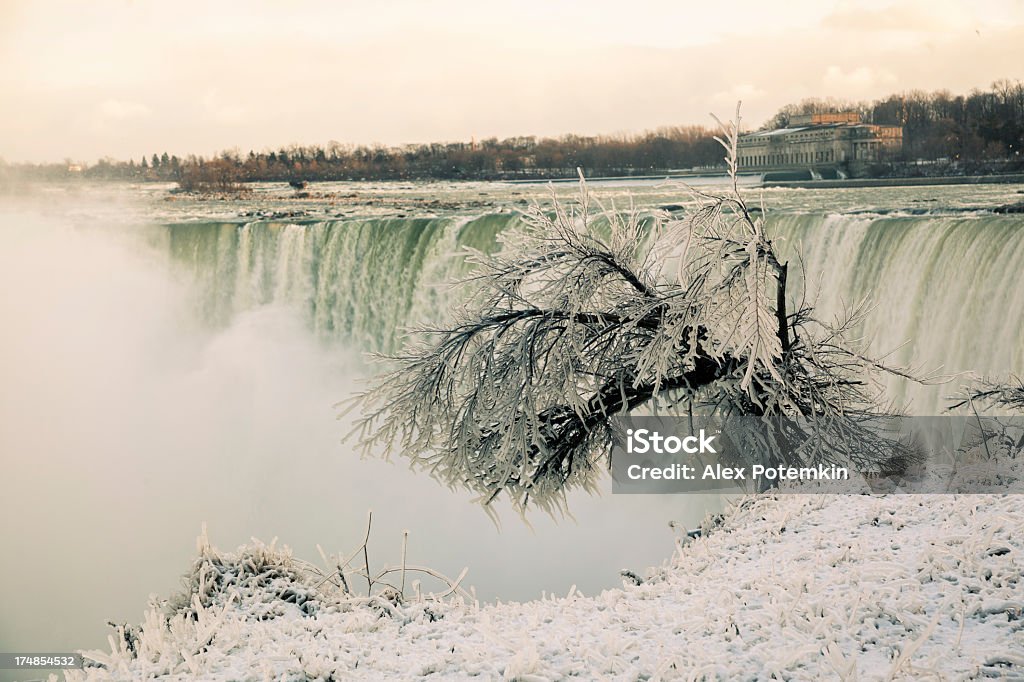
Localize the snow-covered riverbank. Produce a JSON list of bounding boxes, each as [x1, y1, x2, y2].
[[66, 491, 1022, 681]]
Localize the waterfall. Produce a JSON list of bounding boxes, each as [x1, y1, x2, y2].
[[163, 209, 1024, 413], [164, 212, 519, 352], [769, 212, 1024, 412]]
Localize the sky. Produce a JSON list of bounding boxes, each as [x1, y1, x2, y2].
[[1, 0, 1023, 163]]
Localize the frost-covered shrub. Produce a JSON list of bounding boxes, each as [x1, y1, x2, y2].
[[166, 536, 328, 621], [72, 525, 468, 679]]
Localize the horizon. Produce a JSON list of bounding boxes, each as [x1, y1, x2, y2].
[[2, 0, 1024, 164], [4, 80, 1019, 169]]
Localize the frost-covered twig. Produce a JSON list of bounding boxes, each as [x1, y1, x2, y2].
[[950, 375, 1024, 413]]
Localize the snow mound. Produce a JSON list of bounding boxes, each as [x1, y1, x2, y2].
[[67, 493, 1023, 680]]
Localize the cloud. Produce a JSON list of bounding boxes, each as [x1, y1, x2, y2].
[[821, 1, 972, 34], [4, 1, 1024, 162], [202, 89, 247, 125], [822, 66, 898, 96], [712, 83, 767, 106], [73, 99, 152, 135], [96, 99, 151, 121]]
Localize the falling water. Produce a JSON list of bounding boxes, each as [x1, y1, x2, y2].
[[162, 213, 517, 352], [164, 209, 1024, 411], [769, 212, 1024, 412]]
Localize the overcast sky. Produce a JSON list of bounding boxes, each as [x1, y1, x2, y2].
[[1, 0, 1023, 163]]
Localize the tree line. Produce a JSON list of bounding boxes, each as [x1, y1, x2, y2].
[[4, 80, 1022, 187]]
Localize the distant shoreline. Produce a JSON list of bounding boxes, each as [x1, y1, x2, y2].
[[7, 171, 1024, 193], [504, 171, 1024, 190], [763, 173, 1024, 189]]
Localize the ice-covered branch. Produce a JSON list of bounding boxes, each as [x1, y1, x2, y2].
[[349, 109, 920, 514]]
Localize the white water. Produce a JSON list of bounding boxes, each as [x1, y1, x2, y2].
[[1, 183, 1023, 671], [771, 212, 1024, 412], [165, 208, 1024, 413]]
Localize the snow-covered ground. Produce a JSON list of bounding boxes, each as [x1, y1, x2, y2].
[[64, 490, 1023, 681]]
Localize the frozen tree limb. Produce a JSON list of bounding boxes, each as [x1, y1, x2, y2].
[[349, 108, 920, 514]]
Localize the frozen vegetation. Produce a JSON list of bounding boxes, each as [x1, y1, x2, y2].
[[66, 483, 1023, 681], [353, 113, 925, 517]]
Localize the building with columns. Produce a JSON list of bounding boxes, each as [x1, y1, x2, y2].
[[737, 112, 902, 171]]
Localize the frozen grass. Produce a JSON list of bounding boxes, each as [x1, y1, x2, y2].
[[63, 483, 1024, 681]]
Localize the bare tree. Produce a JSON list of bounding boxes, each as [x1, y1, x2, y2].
[[350, 108, 918, 515]]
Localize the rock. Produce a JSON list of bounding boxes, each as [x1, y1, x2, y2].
[[993, 202, 1024, 214]]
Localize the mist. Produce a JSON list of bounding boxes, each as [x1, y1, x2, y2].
[[0, 194, 715, 662]]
